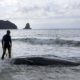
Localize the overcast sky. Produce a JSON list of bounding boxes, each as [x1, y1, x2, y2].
[[0, 0, 80, 29]]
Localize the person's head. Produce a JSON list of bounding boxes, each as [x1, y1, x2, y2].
[[7, 30, 10, 35]]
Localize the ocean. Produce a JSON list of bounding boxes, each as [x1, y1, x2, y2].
[[0, 29, 80, 80]]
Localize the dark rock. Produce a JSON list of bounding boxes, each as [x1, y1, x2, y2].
[[24, 23, 31, 29], [11, 57, 80, 66], [0, 20, 17, 29]]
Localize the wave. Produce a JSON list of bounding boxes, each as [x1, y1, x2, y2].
[[12, 37, 80, 46]]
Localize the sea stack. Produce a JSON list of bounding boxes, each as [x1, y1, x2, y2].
[[0, 20, 17, 29], [24, 23, 31, 29]]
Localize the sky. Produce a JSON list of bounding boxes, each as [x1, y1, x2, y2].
[[0, 0, 80, 29]]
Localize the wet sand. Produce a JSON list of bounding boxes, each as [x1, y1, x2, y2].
[[0, 59, 80, 80]]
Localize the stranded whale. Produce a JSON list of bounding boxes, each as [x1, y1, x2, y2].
[[11, 57, 80, 66]]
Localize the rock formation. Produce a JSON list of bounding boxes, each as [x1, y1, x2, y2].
[[0, 20, 17, 29], [24, 23, 31, 29]]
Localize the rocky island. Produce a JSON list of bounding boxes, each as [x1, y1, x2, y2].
[[0, 20, 17, 29], [24, 23, 31, 29]]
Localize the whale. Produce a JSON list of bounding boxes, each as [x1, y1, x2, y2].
[[11, 57, 80, 66]]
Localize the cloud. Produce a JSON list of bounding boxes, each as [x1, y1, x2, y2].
[[15, 0, 80, 19], [0, 0, 80, 28], [0, 0, 80, 19]]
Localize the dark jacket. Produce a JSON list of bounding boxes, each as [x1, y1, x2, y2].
[[2, 34, 12, 48]]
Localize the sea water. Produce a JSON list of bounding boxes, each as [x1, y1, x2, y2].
[[0, 29, 80, 80]]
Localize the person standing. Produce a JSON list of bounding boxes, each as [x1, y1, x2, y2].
[[1, 30, 12, 60]]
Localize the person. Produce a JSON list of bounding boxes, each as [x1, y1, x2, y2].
[[1, 30, 12, 60]]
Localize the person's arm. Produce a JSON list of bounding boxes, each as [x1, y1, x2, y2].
[[10, 36, 12, 47], [2, 36, 4, 48]]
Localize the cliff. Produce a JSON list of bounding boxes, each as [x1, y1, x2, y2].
[[0, 20, 17, 29], [24, 23, 31, 29]]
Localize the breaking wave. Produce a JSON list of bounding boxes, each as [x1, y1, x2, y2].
[[12, 37, 80, 46]]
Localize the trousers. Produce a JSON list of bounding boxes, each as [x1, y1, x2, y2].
[[1, 46, 11, 59]]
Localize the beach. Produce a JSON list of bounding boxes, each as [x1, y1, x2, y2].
[[0, 29, 80, 80]]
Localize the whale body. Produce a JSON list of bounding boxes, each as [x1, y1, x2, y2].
[[11, 57, 80, 66]]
